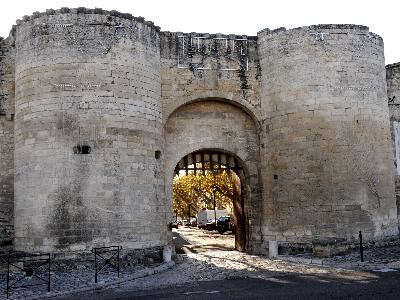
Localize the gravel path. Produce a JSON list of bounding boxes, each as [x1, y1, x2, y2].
[[2, 227, 399, 299], [323, 239, 400, 271], [96, 227, 395, 294], [0, 252, 160, 300], [95, 250, 379, 295], [173, 226, 234, 253]]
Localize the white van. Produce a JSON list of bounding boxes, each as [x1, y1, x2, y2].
[[197, 209, 229, 228]]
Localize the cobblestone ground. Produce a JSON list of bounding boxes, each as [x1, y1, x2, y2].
[[323, 239, 400, 271], [94, 227, 399, 294], [0, 253, 159, 299], [2, 227, 400, 299], [173, 226, 235, 253]]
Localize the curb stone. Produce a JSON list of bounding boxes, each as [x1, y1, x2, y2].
[[28, 261, 175, 300], [276, 256, 324, 266]]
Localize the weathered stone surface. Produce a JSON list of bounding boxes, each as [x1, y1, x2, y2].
[[13, 11, 163, 252], [258, 25, 398, 251], [0, 34, 15, 246], [0, 9, 398, 255], [164, 101, 261, 252], [386, 62, 400, 234]]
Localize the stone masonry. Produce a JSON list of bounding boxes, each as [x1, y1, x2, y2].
[[0, 8, 398, 255], [386, 62, 400, 234], [0, 34, 15, 246]]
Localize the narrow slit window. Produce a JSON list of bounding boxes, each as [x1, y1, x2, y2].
[[73, 144, 91, 154]]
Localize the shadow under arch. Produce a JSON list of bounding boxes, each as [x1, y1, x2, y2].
[[163, 96, 262, 128]]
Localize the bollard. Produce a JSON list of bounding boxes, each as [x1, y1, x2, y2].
[[359, 231, 364, 262], [269, 240, 278, 258], [163, 245, 172, 263]]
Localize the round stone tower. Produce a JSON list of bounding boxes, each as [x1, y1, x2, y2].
[[14, 8, 164, 252], [258, 25, 398, 251]]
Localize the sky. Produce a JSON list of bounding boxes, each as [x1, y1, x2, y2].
[[0, 0, 399, 64]]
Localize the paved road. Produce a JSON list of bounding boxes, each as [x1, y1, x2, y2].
[[56, 228, 400, 300], [61, 270, 400, 299]]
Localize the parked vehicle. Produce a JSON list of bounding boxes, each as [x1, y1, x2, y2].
[[189, 218, 197, 226], [197, 209, 229, 229], [205, 219, 217, 231], [170, 221, 179, 229], [216, 216, 235, 234], [184, 217, 197, 227]]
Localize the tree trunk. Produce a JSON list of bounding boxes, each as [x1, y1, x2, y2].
[[230, 171, 246, 252]]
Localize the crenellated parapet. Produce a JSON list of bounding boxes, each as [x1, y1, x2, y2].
[[15, 7, 160, 31], [13, 8, 160, 74], [160, 31, 262, 125]]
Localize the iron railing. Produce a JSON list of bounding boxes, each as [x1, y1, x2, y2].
[[5, 251, 51, 298], [92, 246, 121, 283]]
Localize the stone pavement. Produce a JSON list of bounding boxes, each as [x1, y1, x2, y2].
[[0, 254, 173, 300], [1, 227, 400, 299], [87, 227, 399, 295], [173, 226, 235, 253]]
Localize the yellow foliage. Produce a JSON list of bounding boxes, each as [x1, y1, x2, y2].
[[172, 170, 234, 218]]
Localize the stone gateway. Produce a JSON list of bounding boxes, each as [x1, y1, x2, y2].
[[0, 8, 399, 256]]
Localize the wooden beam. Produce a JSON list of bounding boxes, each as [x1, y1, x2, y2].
[[184, 155, 188, 176], [193, 153, 197, 175], [201, 152, 205, 175]]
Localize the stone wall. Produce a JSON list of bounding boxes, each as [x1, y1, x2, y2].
[[386, 63, 400, 232], [258, 25, 398, 252], [0, 35, 15, 246], [13, 8, 164, 252], [160, 31, 264, 252], [0, 6, 398, 255], [160, 32, 262, 123], [163, 101, 262, 252]]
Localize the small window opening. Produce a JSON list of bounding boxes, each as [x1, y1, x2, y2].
[[155, 150, 161, 159], [274, 174, 278, 180], [73, 144, 91, 154]]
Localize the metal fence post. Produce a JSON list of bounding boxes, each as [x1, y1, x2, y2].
[[48, 253, 51, 292], [6, 254, 10, 298], [117, 246, 120, 278], [94, 248, 98, 283], [359, 231, 364, 262]]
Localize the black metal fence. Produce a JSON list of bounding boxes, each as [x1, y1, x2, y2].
[[359, 231, 364, 262], [92, 246, 122, 283], [5, 251, 51, 298]]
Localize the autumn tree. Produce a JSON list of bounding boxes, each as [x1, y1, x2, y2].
[[172, 169, 234, 219]]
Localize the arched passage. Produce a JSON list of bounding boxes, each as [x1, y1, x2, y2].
[[164, 99, 262, 253], [173, 149, 248, 251]]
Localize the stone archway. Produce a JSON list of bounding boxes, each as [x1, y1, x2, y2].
[[164, 99, 262, 253], [172, 149, 249, 251]]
